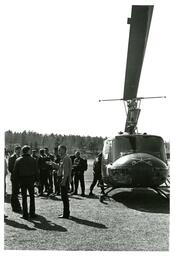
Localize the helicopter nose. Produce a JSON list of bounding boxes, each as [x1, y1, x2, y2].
[[131, 161, 153, 186]]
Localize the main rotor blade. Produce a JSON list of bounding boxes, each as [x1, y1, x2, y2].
[[123, 5, 154, 100], [99, 98, 123, 102]]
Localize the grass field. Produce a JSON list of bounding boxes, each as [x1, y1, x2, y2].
[[4, 159, 169, 251]]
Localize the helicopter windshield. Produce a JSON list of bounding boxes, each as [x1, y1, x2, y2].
[[112, 135, 166, 162]]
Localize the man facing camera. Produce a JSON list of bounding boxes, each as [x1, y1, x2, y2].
[[51, 145, 72, 219]]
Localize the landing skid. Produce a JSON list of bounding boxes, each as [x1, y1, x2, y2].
[[152, 177, 170, 200], [151, 185, 170, 200], [99, 184, 170, 202], [99, 186, 118, 203], [153, 188, 169, 199]]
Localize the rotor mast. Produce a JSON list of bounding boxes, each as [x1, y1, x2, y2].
[[123, 5, 154, 134], [99, 96, 166, 134]]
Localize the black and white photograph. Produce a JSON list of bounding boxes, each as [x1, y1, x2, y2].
[[1, 0, 174, 254]]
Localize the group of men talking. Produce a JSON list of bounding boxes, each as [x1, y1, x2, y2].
[[5, 144, 104, 220]]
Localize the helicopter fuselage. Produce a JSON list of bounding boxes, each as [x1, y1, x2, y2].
[[100, 6, 169, 193], [102, 134, 169, 188]]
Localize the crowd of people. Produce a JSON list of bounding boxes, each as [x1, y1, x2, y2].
[[4, 145, 104, 220]]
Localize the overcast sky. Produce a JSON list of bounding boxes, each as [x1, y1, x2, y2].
[[1, 0, 174, 141]]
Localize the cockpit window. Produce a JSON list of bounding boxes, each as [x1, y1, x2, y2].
[[113, 135, 166, 161]]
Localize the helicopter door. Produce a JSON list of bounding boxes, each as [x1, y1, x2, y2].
[[102, 139, 113, 164]]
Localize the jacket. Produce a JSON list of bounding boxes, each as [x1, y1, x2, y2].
[[8, 154, 19, 173], [73, 157, 87, 174], [13, 154, 38, 180], [93, 158, 102, 176]]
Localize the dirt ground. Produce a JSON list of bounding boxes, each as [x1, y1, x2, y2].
[[4, 159, 169, 251]]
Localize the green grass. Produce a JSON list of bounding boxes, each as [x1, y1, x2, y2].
[[4, 159, 169, 250]]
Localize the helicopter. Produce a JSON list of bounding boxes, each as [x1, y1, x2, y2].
[[99, 5, 169, 202]]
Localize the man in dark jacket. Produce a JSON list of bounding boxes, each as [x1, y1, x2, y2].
[[8, 145, 22, 212], [71, 151, 87, 196], [89, 153, 104, 196], [69, 154, 76, 193], [53, 147, 61, 195], [44, 147, 54, 195], [38, 149, 49, 196], [13, 145, 38, 219]]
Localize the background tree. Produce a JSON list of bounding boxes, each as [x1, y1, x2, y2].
[[5, 130, 105, 157]]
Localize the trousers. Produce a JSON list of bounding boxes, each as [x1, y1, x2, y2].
[[11, 179, 21, 211], [74, 172, 85, 194], [90, 174, 104, 193], [60, 180, 70, 217], [19, 177, 35, 217]]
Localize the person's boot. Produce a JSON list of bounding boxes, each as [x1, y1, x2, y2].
[[71, 191, 77, 195], [89, 191, 94, 196]]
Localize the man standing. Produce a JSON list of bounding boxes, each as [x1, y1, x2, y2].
[[53, 147, 61, 195], [44, 147, 54, 195], [4, 150, 8, 198], [13, 145, 38, 220], [51, 145, 72, 219], [72, 151, 87, 196], [69, 153, 76, 193], [38, 149, 49, 196], [8, 145, 22, 212]]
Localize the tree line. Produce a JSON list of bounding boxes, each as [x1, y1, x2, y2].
[[5, 130, 105, 157]]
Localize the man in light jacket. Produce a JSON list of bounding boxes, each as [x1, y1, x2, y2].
[[51, 145, 72, 219]]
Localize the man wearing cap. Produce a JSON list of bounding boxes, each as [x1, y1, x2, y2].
[[8, 145, 22, 212], [13, 145, 38, 219]]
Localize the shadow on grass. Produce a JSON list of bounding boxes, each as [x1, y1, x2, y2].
[[87, 194, 99, 199], [4, 217, 36, 231], [112, 189, 169, 214], [70, 216, 107, 229], [69, 196, 83, 200], [43, 195, 62, 201], [29, 215, 67, 232]]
